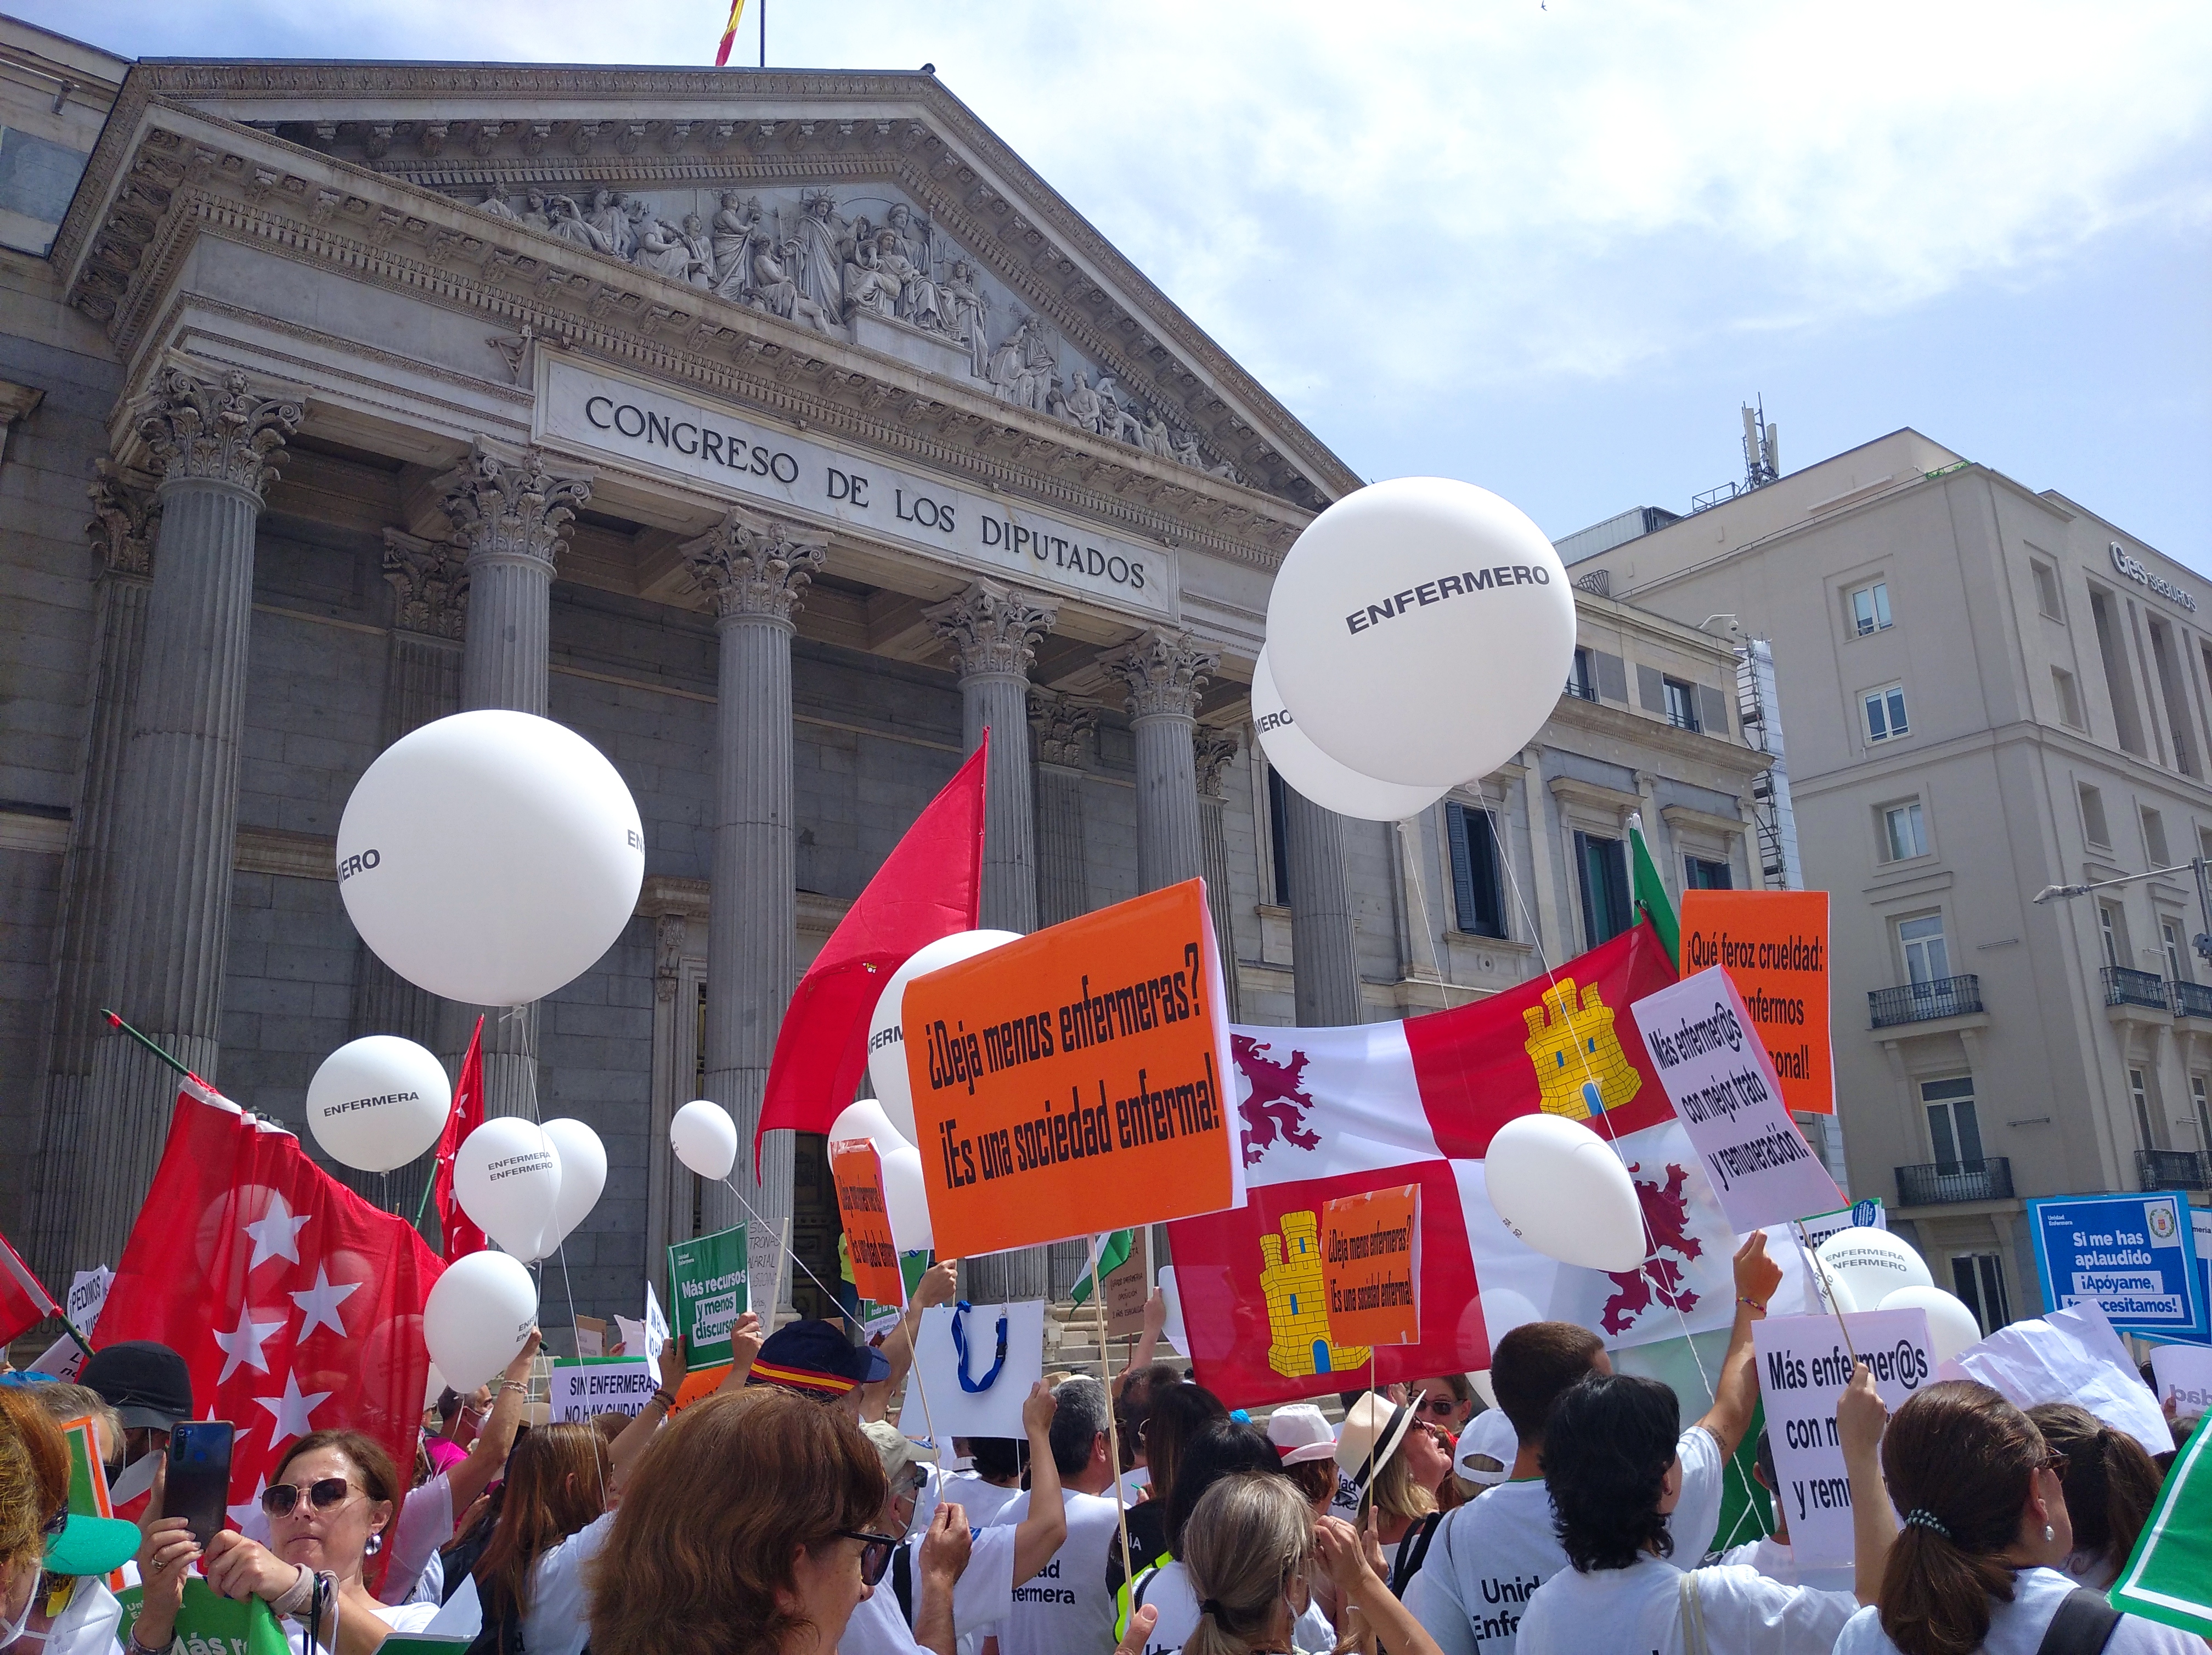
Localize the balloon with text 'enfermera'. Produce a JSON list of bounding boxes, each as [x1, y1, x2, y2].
[[335, 710, 645, 1007], [453, 1116, 563, 1262], [424, 1250, 538, 1392], [868, 930, 1022, 1141], [1816, 1226, 1933, 1309], [1483, 1112, 1647, 1273], [305, 1035, 451, 1173], [1250, 646, 1447, 822], [1265, 478, 1576, 788]]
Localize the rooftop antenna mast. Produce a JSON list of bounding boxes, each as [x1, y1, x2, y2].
[[1741, 397, 1780, 490]]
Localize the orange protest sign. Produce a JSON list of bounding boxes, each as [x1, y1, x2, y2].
[[829, 1138, 907, 1308], [1321, 1183, 1421, 1350], [1681, 889, 1833, 1115], [902, 879, 1240, 1258]]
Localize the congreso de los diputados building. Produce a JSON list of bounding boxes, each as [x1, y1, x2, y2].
[[0, 18, 1798, 1324]]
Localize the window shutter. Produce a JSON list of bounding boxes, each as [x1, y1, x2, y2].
[[1594, 651, 1628, 702], [1695, 684, 1731, 736], [1446, 802, 1477, 933], [1636, 663, 1665, 713]]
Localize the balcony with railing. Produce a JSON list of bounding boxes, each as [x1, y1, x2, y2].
[[1869, 975, 1982, 1028], [2104, 966, 2172, 1010], [2173, 980, 2212, 1019], [2137, 1148, 2211, 1192], [1895, 1158, 2014, 1206]]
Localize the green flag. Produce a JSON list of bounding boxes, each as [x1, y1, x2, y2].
[[2112, 1415, 2212, 1636], [1630, 815, 1680, 971], [1070, 1229, 1133, 1307]]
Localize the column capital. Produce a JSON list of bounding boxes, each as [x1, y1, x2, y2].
[[437, 441, 591, 575], [1028, 689, 1099, 767], [381, 530, 470, 639], [132, 364, 301, 502], [678, 506, 828, 622], [86, 459, 161, 577], [1101, 628, 1218, 722], [1194, 724, 1242, 798], [926, 579, 1058, 680]]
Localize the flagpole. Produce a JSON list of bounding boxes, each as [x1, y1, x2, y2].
[[415, 1014, 484, 1231], [1090, 1234, 1137, 1603], [99, 1010, 196, 1081], [759, 0, 765, 67]]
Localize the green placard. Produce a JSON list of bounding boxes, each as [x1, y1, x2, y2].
[[667, 1221, 749, 1367], [118, 1580, 292, 1655]]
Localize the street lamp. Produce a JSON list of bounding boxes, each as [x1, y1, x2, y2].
[[2032, 857, 2212, 966]]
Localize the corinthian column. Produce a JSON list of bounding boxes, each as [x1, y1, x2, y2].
[[1101, 629, 1218, 893], [681, 508, 827, 1268], [440, 443, 591, 1121], [1282, 785, 1362, 1026], [1194, 726, 1243, 1020], [926, 579, 1057, 935], [76, 367, 299, 1268]]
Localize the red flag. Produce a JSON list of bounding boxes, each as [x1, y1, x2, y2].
[[434, 1017, 488, 1260], [754, 736, 988, 1172], [98, 1077, 446, 1535], [0, 1227, 59, 1345]]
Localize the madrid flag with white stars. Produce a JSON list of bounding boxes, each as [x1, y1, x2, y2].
[[99, 1077, 445, 1524]]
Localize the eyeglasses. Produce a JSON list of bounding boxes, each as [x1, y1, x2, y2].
[[1417, 1397, 1459, 1416], [841, 1530, 899, 1587], [260, 1477, 358, 1516], [42, 1504, 69, 1539]]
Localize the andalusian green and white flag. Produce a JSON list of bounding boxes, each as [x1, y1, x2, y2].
[[1629, 814, 1680, 971], [2112, 1416, 2212, 1636], [1070, 1229, 1134, 1307]]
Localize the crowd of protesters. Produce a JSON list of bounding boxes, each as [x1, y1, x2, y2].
[[2, 1232, 2204, 1655]]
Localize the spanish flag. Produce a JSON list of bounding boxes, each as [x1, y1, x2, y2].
[[715, 0, 747, 66]]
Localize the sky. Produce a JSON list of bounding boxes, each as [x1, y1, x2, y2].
[[24, 1, 2212, 566]]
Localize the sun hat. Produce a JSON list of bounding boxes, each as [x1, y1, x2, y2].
[[1333, 1394, 1415, 1489]]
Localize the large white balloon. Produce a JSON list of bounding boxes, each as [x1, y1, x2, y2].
[[1251, 648, 1448, 823], [424, 1251, 538, 1391], [831, 1099, 907, 1153], [1880, 1285, 1983, 1363], [453, 1117, 563, 1261], [880, 1144, 933, 1253], [305, 1035, 451, 1173], [1816, 1227, 1933, 1310], [336, 710, 645, 1007], [670, 1099, 737, 1181], [1484, 1113, 1647, 1273], [867, 930, 1023, 1140], [540, 1119, 607, 1251], [1266, 477, 1577, 788]]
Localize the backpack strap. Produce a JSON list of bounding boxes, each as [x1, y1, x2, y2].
[[893, 1539, 914, 1627], [1389, 1512, 1444, 1598], [2034, 1586, 2123, 1655], [1677, 1569, 1711, 1655]]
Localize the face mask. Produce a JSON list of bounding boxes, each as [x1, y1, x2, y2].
[[1, 1563, 39, 1646]]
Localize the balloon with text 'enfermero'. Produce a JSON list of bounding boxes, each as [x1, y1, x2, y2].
[[832, 1099, 932, 1252], [454, 1116, 564, 1262], [305, 1035, 451, 1173], [424, 1250, 538, 1392], [1265, 477, 1577, 788], [540, 1118, 608, 1252], [1816, 1225, 1933, 1309], [1880, 1285, 1982, 1362], [1483, 1112, 1647, 1273], [335, 710, 645, 1007], [1250, 646, 1447, 822], [868, 930, 1022, 1141], [670, 1098, 737, 1181]]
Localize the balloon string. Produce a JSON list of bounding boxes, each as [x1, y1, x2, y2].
[[718, 1174, 845, 1315]]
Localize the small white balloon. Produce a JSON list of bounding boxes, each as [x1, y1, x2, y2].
[[1265, 477, 1577, 788], [1251, 648, 1447, 823], [540, 1119, 607, 1251], [832, 1099, 910, 1153], [1485, 1113, 1647, 1273], [1815, 1226, 1933, 1309], [453, 1117, 563, 1261], [670, 1099, 737, 1181], [336, 710, 646, 1008], [1880, 1285, 1983, 1363], [305, 1035, 452, 1174], [424, 1251, 538, 1392], [867, 930, 1022, 1140], [879, 1144, 933, 1253]]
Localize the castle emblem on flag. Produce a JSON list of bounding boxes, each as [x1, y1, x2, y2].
[[1523, 977, 1643, 1120], [1260, 1211, 1371, 1377]]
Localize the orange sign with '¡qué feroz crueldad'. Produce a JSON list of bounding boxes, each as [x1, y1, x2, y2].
[[900, 880, 1243, 1259], [1680, 889, 1833, 1116]]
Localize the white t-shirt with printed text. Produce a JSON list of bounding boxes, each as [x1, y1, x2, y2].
[[1833, 1566, 2203, 1655], [987, 1488, 1121, 1655], [1516, 1555, 1856, 1655]]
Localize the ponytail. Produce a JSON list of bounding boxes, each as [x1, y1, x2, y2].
[[2025, 1403, 2163, 1575], [1181, 1474, 1312, 1655]]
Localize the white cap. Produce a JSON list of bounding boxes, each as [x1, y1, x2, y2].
[[1455, 1408, 1518, 1487], [1265, 1403, 1338, 1467]]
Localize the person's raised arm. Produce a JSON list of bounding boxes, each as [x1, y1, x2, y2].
[[1838, 1362, 1895, 1607], [713, 1312, 765, 1394], [1118, 1287, 1167, 1388], [610, 1328, 694, 1487], [449, 1326, 541, 1511], [914, 1500, 971, 1655], [1693, 1232, 1782, 1459], [1011, 1380, 1069, 1585], [866, 1259, 957, 1421]]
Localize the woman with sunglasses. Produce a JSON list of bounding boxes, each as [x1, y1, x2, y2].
[[133, 1428, 434, 1653]]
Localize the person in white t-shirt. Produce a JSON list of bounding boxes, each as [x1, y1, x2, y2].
[[1832, 1382, 2201, 1655], [2022, 1402, 2165, 1592], [1404, 1232, 1782, 1655], [1517, 1366, 1884, 1655], [981, 1376, 1125, 1655]]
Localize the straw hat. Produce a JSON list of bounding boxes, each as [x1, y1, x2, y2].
[[1332, 1394, 1415, 1490]]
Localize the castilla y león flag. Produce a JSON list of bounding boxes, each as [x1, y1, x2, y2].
[[1169, 922, 1741, 1407], [99, 1078, 445, 1525]]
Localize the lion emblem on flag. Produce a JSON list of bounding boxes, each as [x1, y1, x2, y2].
[[1232, 1034, 1322, 1168]]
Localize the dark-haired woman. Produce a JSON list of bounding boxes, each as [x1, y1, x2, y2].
[[2024, 1403, 2165, 1591], [1518, 1368, 1885, 1654], [1833, 1381, 2197, 1655]]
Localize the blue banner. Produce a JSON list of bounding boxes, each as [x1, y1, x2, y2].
[[2028, 1192, 2208, 1343]]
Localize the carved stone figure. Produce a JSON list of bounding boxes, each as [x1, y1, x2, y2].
[[986, 313, 1056, 410], [476, 189, 518, 221], [792, 191, 849, 319], [942, 260, 990, 375], [753, 238, 837, 335], [638, 216, 703, 285], [679, 215, 715, 289], [1060, 371, 1104, 435], [585, 188, 631, 257], [843, 229, 904, 319], [1096, 376, 1143, 444], [519, 189, 551, 233], [546, 195, 614, 254], [623, 197, 651, 257], [1138, 409, 1175, 458], [711, 192, 763, 290]]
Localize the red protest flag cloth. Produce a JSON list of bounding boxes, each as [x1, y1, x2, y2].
[[714, 0, 747, 66], [98, 1077, 446, 1541], [434, 1016, 488, 1260], [754, 735, 987, 1172], [0, 1226, 59, 1345]]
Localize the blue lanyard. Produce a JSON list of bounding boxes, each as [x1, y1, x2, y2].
[[950, 1301, 1008, 1393]]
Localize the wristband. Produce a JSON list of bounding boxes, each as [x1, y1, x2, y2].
[[272, 1563, 315, 1617], [650, 1388, 675, 1410], [127, 1629, 174, 1655], [1739, 1296, 1767, 1312]]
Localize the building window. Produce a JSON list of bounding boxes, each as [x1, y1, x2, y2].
[[1922, 1076, 1982, 1167], [1864, 684, 1910, 743], [1684, 855, 1732, 890], [2193, 1076, 2211, 1152], [1575, 830, 1632, 949], [1266, 766, 1293, 908], [1445, 802, 1508, 939], [2079, 783, 2110, 848], [1566, 648, 1596, 701], [1883, 801, 1929, 862], [1662, 678, 1700, 731], [2147, 618, 2201, 779], [2131, 1068, 2158, 1149], [2032, 561, 2064, 621], [1850, 581, 1892, 637], [1899, 911, 1951, 985], [2090, 588, 2148, 758], [2165, 919, 2188, 984], [2098, 902, 2124, 969], [1951, 1253, 2011, 1335], [2052, 668, 2085, 730], [2144, 807, 2170, 866]]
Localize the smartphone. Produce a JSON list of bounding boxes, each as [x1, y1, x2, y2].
[[166, 1421, 234, 1548]]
